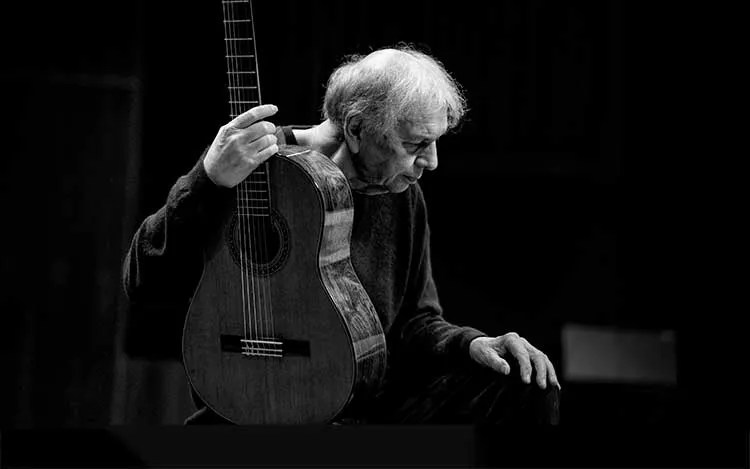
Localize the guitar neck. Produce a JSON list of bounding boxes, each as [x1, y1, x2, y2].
[[222, 0, 262, 118], [222, 0, 270, 210]]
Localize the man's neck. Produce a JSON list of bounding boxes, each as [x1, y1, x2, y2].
[[331, 144, 390, 196], [293, 121, 389, 195]]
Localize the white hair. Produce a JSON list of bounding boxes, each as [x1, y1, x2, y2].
[[323, 45, 467, 142]]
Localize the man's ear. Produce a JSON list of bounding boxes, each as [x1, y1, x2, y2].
[[343, 113, 363, 154]]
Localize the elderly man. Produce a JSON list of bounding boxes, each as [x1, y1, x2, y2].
[[123, 46, 560, 425]]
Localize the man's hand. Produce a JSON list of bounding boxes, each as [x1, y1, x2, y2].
[[204, 104, 279, 188], [469, 333, 561, 390], [293, 119, 343, 157]]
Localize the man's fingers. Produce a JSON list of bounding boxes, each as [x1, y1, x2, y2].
[[229, 104, 279, 130], [239, 121, 277, 144], [531, 353, 548, 389], [247, 143, 279, 167], [483, 334, 561, 389], [508, 343, 532, 384], [546, 356, 561, 390], [486, 352, 511, 375], [244, 133, 278, 156]]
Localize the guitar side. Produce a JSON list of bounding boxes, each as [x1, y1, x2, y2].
[[284, 146, 388, 407]]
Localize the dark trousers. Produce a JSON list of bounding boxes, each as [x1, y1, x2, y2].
[[185, 361, 560, 425]]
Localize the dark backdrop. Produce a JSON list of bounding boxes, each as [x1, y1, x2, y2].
[[0, 0, 741, 433]]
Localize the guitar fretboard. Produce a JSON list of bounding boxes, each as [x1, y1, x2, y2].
[[222, 0, 269, 213], [222, 0, 261, 118]]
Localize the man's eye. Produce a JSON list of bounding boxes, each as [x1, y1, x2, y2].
[[406, 142, 427, 153]]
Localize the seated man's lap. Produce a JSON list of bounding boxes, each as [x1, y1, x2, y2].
[[351, 361, 560, 424]]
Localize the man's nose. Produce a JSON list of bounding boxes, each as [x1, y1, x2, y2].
[[416, 142, 438, 171]]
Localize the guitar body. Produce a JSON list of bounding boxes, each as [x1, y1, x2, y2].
[[183, 145, 387, 424]]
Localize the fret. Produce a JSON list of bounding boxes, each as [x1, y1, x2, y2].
[[241, 350, 283, 358], [225, 79, 258, 86], [226, 85, 259, 92], [222, 0, 261, 127], [238, 202, 270, 207], [223, 41, 253, 49], [221, 0, 252, 19]]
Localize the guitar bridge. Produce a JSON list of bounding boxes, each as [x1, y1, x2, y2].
[[220, 335, 310, 357]]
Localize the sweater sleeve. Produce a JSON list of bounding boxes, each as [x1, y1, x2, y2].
[[121, 153, 235, 357], [122, 153, 235, 305], [396, 185, 488, 365]]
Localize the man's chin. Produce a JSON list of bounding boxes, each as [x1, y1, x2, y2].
[[350, 178, 411, 195], [387, 181, 411, 193]]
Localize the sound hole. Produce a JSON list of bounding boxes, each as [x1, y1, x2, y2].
[[227, 209, 290, 276]]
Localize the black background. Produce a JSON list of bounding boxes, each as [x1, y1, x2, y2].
[[0, 1, 746, 465]]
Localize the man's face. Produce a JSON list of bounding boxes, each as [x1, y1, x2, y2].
[[354, 109, 447, 193]]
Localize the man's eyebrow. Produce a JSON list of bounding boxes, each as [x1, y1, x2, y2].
[[406, 134, 439, 143]]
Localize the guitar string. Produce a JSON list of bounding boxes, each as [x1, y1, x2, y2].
[[238, 1, 258, 355], [242, 1, 268, 356], [249, 0, 275, 354], [223, 0, 250, 350], [231, 1, 258, 355], [225, 0, 279, 356], [234, 1, 262, 356], [238, 0, 265, 355], [243, 0, 272, 356]]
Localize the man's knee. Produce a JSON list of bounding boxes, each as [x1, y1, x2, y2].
[[513, 373, 560, 425], [534, 383, 560, 424], [491, 368, 561, 425]]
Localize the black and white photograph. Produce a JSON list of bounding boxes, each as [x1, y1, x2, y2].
[[0, 1, 746, 467]]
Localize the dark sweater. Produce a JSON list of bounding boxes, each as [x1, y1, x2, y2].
[[122, 127, 486, 371]]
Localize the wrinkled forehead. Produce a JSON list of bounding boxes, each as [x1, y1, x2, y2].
[[396, 110, 449, 141]]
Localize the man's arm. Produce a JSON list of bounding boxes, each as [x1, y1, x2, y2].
[[291, 119, 342, 156], [121, 105, 281, 358], [394, 186, 561, 389], [392, 186, 488, 365], [122, 154, 235, 305], [121, 154, 236, 358]]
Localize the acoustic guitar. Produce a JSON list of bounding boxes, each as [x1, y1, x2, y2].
[[182, 0, 387, 424]]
